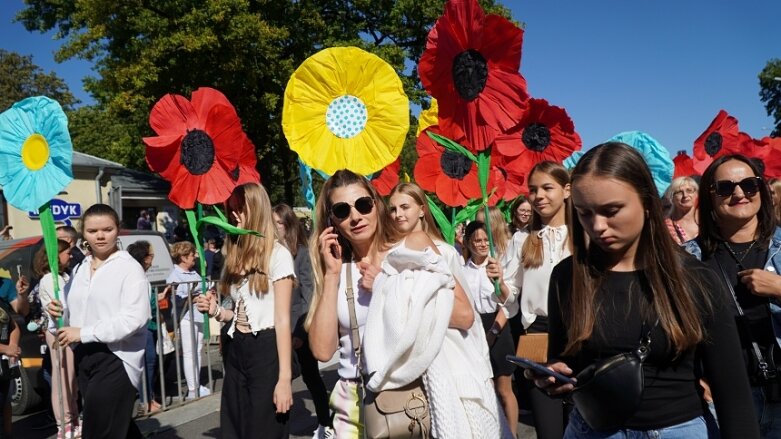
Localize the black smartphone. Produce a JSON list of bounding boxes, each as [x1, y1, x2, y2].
[[506, 355, 576, 385]]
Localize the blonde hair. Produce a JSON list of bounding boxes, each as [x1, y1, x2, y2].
[[305, 170, 401, 330], [221, 183, 277, 295], [476, 206, 510, 258], [171, 241, 196, 264], [522, 161, 572, 269], [664, 176, 699, 204], [388, 183, 444, 241], [769, 178, 781, 225]]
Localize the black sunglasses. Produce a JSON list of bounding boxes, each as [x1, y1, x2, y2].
[[710, 177, 763, 197], [330, 196, 375, 220]]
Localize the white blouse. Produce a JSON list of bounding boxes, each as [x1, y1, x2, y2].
[[514, 225, 570, 328], [226, 242, 295, 337], [66, 251, 151, 389]]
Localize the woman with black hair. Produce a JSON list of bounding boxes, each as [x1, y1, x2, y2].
[[685, 154, 781, 437]]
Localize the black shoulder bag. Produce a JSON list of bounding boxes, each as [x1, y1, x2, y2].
[[714, 258, 778, 386], [570, 321, 656, 431]]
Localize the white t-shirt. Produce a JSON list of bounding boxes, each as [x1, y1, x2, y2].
[[39, 272, 70, 334], [226, 242, 295, 337], [462, 258, 504, 315], [166, 265, 204, 322], [514, 225, 570, 328]]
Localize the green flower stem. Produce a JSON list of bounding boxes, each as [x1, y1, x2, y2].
[[477, 151, 501, 298], [39, 203, 62, 328], [186, 208, 210, 339]]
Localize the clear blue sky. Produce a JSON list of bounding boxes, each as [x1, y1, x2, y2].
[[1, 0, 779, 154]]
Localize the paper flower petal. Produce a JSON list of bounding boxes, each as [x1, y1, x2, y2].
[[608, 131, 673, 197]]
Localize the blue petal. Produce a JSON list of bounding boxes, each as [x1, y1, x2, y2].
[[0, 96, 73, 211], [563, 151, 585, 170], [608, 131, 674, 197]]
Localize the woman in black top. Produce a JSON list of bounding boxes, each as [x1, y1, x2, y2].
[[529, 142, 758, 438], [687, 154, 781, 437]]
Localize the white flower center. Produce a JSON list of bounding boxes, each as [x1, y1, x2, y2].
[[325, 95, 368, 139]]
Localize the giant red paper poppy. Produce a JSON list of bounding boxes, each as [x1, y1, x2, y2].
[[692, 110, 740, 174], [491, 148, 525, 201], [737, 132, 772, 177], [673, 151, 697, 178], [493, 98, 581, 191], [415, 126, 503, 207], [419, 0, 529, 152], [761, 137, 781, 179], [234, 137, 261, 185], [144, 87, 244, 209], [371, 158, 400, 196]]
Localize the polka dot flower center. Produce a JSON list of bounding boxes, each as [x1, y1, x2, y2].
[[326, 95, 368, 139]]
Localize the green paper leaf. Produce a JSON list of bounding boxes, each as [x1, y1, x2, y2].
[[212, 205, 228, 223], [39, 203, 62, 328], [186, 209, 211, 338], [427, 131, 477, 162], [426, 195, 454, 244], [455, 198, 484, 225], [477, 150, 492, 200]]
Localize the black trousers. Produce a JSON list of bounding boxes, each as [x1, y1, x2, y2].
[[296, 336, 332, 427], [74, 343, 142, 439], [221, 329, 289, 439]]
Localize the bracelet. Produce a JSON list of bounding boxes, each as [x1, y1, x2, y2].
[[210, 305, 222, 319], [214, 306, 225, 322]]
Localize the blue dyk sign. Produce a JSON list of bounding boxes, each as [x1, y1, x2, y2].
[[28, 199, 82, 225]]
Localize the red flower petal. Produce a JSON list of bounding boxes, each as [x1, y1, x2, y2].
[[414, 154, 443, 192], [762, 137, 781, 179], [197, 165, 237, 206], [437, 173, 468, 207], [191, 87, 236, 127], [168, 169, 199, 209], [480, 14, 524, 72], [371, 159, 400, 196], [673, 151, 697, 178], [693, 110, 741, 174], [149, 94, 198, 136], [235, 138, 260, 185]]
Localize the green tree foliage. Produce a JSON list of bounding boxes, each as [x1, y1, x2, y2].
[[67, 106, 146, 169], [0, 49, 77, 111], [17, 0, 511, 205], [759, 59, 781, 137]]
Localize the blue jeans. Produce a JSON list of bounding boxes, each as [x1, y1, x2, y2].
[[143, 329, 157, 402], [565, 408, 707, 439], [752, 386, 781, 438]]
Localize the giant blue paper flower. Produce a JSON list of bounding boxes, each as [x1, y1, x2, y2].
[[609, 131, 673, 197], [0, 97, 73, 212]]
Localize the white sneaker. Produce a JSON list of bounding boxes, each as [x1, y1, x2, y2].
[[186, 386, 211, 400], [312, 425, 335, 439]]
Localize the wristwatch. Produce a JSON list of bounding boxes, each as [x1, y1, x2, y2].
[[489, 327, 500, 336]]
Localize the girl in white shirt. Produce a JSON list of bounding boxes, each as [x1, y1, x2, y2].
[[35, 239, 79, 439], [48, 204, 150, 438], [196, 183, 294, 439], [515, 161, 572, 439]]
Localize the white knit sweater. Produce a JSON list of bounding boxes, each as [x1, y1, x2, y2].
[[364, 245, 502, 438]]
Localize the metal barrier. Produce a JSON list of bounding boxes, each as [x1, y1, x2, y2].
[[139, 280, 227, 413]]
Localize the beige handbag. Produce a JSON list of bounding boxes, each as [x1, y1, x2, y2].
[[344, 263, 431, 439], [516, 333, 548, 363]]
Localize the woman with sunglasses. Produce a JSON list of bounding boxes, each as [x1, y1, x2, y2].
[[196, 183, 295, 438], [307, 170, 502, 438], [664, 177, 700, 245], [684, 154, 781, 437], [530, 143, 757, 438]]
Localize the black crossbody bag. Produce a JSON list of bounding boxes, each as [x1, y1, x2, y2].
[[714, 258, 779, 390]]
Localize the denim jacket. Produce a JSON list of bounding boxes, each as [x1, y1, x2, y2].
[[683, 226, 781, 349]]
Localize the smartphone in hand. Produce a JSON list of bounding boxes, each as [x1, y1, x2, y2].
[[506, 355, 576, 385]]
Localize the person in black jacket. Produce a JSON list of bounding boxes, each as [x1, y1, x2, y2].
[[273, 204, 333, 438], [528, 142, 759, 438]]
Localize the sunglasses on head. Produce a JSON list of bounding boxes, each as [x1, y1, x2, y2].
[[710, 176, 763, 197], [330, 196, 374, 220]]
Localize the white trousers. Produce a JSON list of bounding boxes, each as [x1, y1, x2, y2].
[[179, 319, 204, 392]]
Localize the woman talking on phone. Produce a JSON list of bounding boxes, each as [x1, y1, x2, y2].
[[529, 143, 757, 438], [307, 171, 502, 438]]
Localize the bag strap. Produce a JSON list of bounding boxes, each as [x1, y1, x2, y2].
[[714, 256, 772, 374], [344, 263, 363, 377]]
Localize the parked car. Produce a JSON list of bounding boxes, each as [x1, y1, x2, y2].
[[0, 230, 174, 415]]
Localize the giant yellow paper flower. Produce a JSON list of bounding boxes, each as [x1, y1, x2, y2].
[[416, 98, 439, 136], [282, 47, 409, 175]]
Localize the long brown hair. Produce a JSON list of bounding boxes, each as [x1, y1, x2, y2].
[[33, 239, 70, 277], [476, 206, 510, 258], [566, 142, 705, 356], [388, 182, 444, 241], [522, 161, 572, 269], [221, 183, 278, 295], [273, 203, 308, 257], [305, 170, 401, 330], [697, 154, 776, 257]]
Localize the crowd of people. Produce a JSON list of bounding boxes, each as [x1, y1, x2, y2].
[[1, 143, 780, 438]]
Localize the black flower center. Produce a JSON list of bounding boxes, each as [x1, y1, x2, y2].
[[522, 123, 552, 152], [231, 166, 240, 181], [440, 150, 473, 180], [704, 132, 722, 156], [181, 129, 215, 175], [451, 49, 488, 101]]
